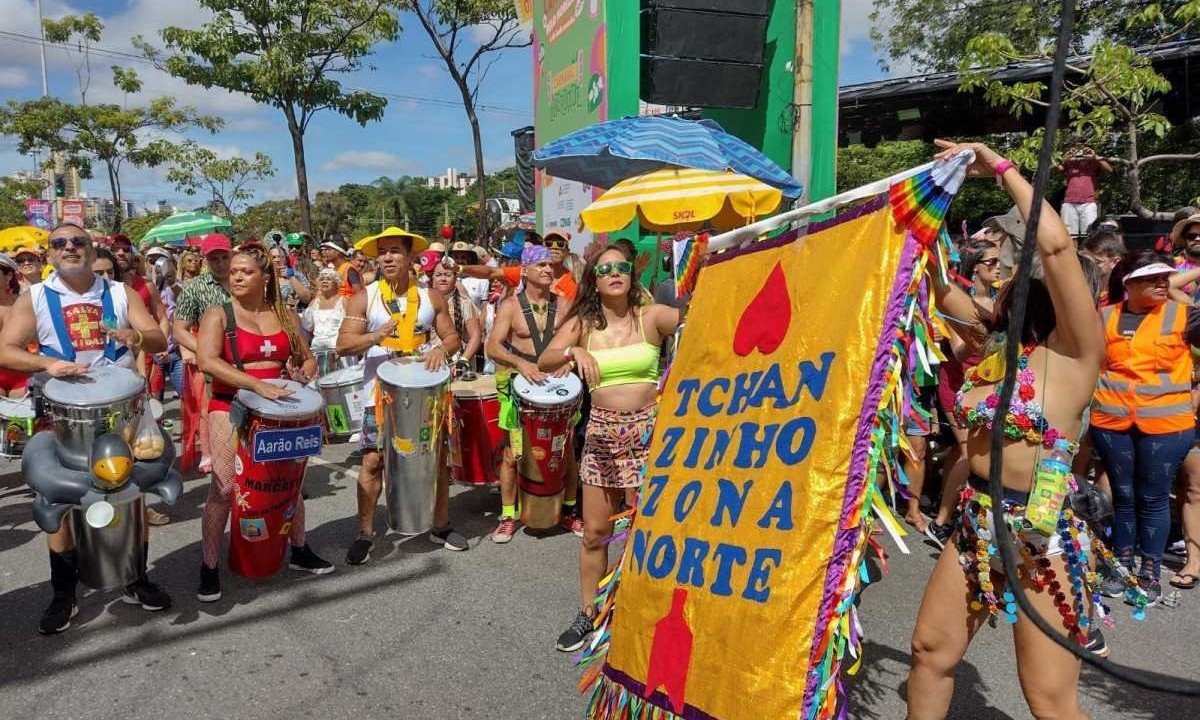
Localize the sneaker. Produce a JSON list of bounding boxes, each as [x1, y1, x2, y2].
[[1137, 577, 1162, 607], [490, 516, 518, 544], [556, 610, 595, 652], [39, 592, 78, 635], [1099, 574, 1127, 598], [346, 535, 374, 566], [429, 526, 469, 552], [197, 563, 222, 603], [925, 522, 953, 550], [1084, 628, 1110, 658], [121, 578, 172, 611], [145, 506, 170, 526], [1168, 539, 1187, 554], [289, 544, 335, 575], [560, 513, 584, 538]]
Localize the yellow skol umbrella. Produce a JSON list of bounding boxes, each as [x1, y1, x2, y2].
[[580, 168, 783, 233], [0, 225, 49, 254]]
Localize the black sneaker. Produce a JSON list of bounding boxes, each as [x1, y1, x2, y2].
[[346, 535, 374, 566], [289, 544, 335, 575], [197, 563, 222, 603], [429, 526, 469, 552], [1139, 577, 1163, 607], [1084, 628, 1110, 658], [925, 522, 953, 550], [39, 592, 77, 635], [122, 578, 172, 611], [556, 610, 595, 652]]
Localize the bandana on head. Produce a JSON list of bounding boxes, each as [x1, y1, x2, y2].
[[521, 242, 551, 267]]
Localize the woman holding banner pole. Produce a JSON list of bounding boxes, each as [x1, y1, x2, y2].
[[540, 244, 682, 652], [906, 141, 1104, 720]]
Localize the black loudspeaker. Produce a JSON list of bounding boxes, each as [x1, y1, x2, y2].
[[511, 126, 535, 214], [640, 0, 771, 109]]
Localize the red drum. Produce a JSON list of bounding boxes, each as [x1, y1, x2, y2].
[[512, 374, 583, 529], [229, 380, 324, 578], [450, 374, 503, 486]]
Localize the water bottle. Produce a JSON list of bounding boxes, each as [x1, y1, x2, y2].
[[1026, 439, 1073, 535]]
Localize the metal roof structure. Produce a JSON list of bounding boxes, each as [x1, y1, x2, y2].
[[838, 39, 1200, 146]]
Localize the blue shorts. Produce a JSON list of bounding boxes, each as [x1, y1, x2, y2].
[[361, 408, 379, 451]]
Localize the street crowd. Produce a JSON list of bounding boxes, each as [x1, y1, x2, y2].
[[2, 140, 1199, 720]]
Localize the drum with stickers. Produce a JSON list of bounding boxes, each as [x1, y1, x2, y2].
[[317, 364, 365, 441], [376, 358, 451, 535], [0, 396, 35, 457], [229, 379, 324, 578], [512, 374, 582, 529], [449, 373, 503, 486]]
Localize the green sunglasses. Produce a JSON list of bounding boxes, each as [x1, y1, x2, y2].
[[594, 261, 633, 277]]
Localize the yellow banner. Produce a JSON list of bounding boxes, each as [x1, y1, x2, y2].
[[597, 200, 913, 720]]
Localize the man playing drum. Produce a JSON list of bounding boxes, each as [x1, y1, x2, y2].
[[484, 243, 581, 543], [337, 228, 469, 564], [0, 222, 170, 634]]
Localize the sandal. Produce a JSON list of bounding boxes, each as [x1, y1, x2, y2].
[[1169, 572, 1199, 590]]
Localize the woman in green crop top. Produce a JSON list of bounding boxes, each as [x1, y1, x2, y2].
[[540, 245, 681, 652]]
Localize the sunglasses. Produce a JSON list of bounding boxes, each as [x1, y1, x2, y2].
[[16, 257, 39, 265], [545, 239, 568, 249], [50, 235, 92, 251], [978, 258, 1001, 268], [1185, 232, 1200, 241], [595, 261, 633, 277]]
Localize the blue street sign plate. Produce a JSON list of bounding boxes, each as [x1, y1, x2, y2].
[[251, 425, 324, 463]]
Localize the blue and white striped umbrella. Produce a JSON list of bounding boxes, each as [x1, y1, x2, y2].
[[531, 116, 804, 198]]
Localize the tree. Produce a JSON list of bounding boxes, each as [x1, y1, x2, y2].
[[121, 211, 171, 243], [0, 15, 222, 233], [139, 1, 401, 235], [0, 176, 46, 228], [959, 1, 1200, 219], [310, 190, 356, 239], [166, 142, 275, 219], [404, 0, 531, 234], [237, 199, 302, 240]]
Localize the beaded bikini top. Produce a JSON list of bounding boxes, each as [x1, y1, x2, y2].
[[953, 341, 1079, 453]]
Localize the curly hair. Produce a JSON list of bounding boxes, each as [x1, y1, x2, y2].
[[564, 244, 645, 331], [233, 244, 304, 363]]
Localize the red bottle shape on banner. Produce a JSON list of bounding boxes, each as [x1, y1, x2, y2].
[[733, 261, 791, 357], [643, 587, 695, 714]]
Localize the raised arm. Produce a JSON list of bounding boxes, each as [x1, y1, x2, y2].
[[335, 292, 386, 356], [121, 288, 167, 354]]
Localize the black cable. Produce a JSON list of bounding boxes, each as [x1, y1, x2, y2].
[[986, 0, 1200, 696]]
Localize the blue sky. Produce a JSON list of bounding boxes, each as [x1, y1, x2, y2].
[[0, 0, 891, 212]]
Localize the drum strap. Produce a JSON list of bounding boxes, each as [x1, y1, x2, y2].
[[517, 292, 556, 358], [40, 280, 124, 363], [223, 303, 244, 371]]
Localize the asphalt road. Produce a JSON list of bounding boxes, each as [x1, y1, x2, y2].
[[2, 423, 1199, 719]]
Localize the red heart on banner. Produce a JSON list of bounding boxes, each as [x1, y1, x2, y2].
[[733, 262, 791, 357]]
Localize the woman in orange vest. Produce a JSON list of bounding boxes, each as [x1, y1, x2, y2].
[[1090, 250, 1200, 604]]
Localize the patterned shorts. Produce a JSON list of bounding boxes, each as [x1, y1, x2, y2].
[[580, 405, 657, 489]]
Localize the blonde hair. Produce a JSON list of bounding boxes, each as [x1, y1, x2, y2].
[[233, 244, 304, 362]]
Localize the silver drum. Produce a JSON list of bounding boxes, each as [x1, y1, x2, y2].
[[317, 364, 365, 440], [314, 349, 359, 377], [376, 358, 450, 535], [70, 487, 145, 590], [41, 366, 145, 472]]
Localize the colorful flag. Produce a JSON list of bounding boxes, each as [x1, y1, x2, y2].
[[671, 232, 707, 300], [581, 156, 969, 720]]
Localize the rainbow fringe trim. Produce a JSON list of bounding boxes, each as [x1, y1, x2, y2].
[[672, 233, 707, 299]]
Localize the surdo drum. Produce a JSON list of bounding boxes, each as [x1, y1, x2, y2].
[[229, 379, 324, 578], [512, 374, 582, 530], [317, 364, 366, 441], [376, 358, 450, 535], [449, 373, 503, 486]]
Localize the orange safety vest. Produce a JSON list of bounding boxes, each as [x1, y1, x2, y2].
[[337, 261, 357, 298], [1091, 301, 1194, 433]]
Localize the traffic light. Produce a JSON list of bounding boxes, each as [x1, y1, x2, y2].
[[53, 173, 65, 198]]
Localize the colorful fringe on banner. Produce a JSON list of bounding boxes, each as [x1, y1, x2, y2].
[[577, 154, 971, 720], [671, 232, 707, 299]]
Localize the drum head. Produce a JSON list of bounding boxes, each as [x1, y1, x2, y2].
[[236, 379, 324, 420], [452, 374, 498, 399], [512, 373, 582, 407], [318, 364, 364, 388], [0, 396, 33, 418], [42, 365, 144, 406], [376, 357, 450, 390]]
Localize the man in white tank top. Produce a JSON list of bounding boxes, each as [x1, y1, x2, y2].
[[0, 222, 168, 634], [337, 230, 468, 562]]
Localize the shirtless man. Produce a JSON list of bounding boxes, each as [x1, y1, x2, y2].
[[484, 243, 581, 542]]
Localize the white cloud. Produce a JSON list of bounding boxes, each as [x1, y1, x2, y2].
[[0, 67, 31, 88], [320, 150, 418, 174], [842, 0, 875, 48]]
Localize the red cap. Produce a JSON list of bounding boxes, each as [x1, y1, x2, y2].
[[201, 233, 232, 256], [418, 250, 443, 273]]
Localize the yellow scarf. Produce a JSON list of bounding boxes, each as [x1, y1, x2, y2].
[[377, 280, 424, 354]]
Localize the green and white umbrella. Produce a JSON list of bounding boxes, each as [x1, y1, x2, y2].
[[139, 211, 231, 247]]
